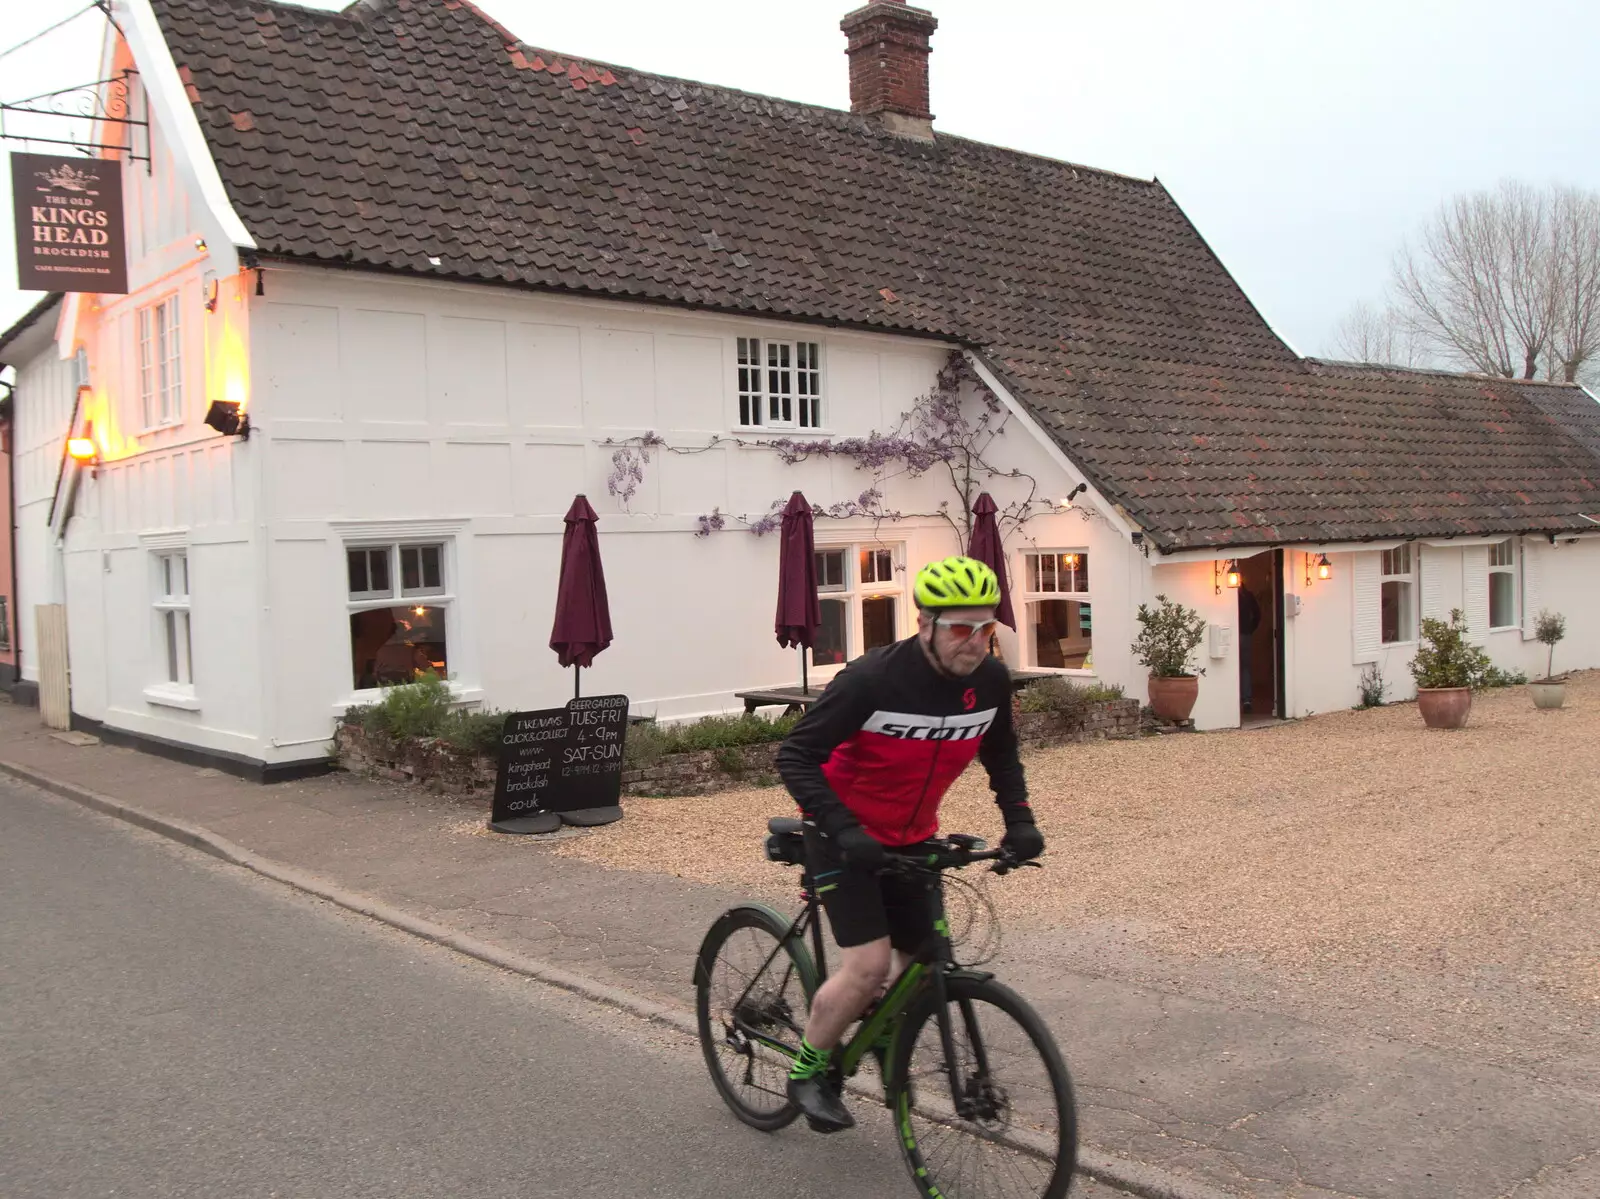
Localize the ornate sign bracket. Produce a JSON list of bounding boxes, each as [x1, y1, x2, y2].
[[0, 69, 151, 173]]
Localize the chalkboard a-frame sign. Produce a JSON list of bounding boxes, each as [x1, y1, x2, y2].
[[489, 695, 629, 834]]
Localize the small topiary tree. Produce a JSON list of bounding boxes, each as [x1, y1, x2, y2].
[[1131, 595, 1207, 679], [1535, 610, 1567, 681]]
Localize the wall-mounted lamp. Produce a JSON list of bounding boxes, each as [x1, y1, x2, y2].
[[1215, 558, 1242, 594], [204, 399, 251, 440], [203, 274, 219, 313], [1304, 552, 1333, 586], [67, 437, 97, 464], [1058, 481, 1089, 509], [195, 237, 208, 253]]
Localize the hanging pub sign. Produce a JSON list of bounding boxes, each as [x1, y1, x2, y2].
[[10, 152, 127, 294], [488, 694, 630, 835]]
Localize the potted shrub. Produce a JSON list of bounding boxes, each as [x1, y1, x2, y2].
[[1530, 610, 1568, 710], [1409, 609, 1490, 729], [1132, 594, 1206, 722]]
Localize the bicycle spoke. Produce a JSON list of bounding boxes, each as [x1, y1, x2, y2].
[[898, 988, 1069, 1199]]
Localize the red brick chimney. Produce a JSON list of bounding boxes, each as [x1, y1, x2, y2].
[[840, 0, 939, 140]]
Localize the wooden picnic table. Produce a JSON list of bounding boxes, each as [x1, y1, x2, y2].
[[736, 668, 1056, 715]]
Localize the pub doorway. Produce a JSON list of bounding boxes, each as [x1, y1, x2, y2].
[[1235, 549, 1285, 723]]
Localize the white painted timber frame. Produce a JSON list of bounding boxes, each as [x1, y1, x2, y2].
[[110, 0, 257, 266]]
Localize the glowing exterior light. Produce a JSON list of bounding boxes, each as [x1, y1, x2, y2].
[[1317, 554, 1332, 581], [1225, 561, 1242, 589], [67, 438, 97, 463]]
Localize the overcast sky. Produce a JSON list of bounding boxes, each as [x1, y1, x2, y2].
[[4, 0, 1598, 357]]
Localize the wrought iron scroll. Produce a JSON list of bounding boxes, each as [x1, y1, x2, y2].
[[0, 69, 150, 170]]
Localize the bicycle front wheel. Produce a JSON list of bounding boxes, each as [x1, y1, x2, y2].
[[888, 975, 1078, 1199], [694, 903, 818, 1131]]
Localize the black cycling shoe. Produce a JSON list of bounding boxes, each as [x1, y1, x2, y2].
[[786, 1075, 855, 1133]]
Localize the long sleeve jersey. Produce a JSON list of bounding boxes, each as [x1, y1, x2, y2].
[[776, 636, 1031, 847]]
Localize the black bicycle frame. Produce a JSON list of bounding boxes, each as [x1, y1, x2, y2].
[[728, 865, 975, 1111]]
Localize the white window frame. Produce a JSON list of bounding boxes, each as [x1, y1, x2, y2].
[[736, 336, 823, 430], [1380, 544, 1417, 646], [809, 541, 905, 671], [1018, 549, 1096, 675], [344, 540, 455, 697], [1487, 538, 1518, 631], [147, 548, 197, 708], [137, 293, 183, 430]]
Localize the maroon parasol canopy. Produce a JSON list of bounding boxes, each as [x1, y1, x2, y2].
[[966, 492, 1016, 630], [550, 495, 614, 674], [774, 492, 821, 694]]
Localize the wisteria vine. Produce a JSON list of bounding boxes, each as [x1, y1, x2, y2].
[[601, 351, 1091, 550]]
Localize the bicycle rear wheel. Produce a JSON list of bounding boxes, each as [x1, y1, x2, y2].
[[888, 975, 1077, 1199], [694, 903, 818, 1131]]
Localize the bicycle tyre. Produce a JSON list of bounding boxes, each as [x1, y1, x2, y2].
[[694, 903, 818, 1132], [888, 975, 1078, 1199]]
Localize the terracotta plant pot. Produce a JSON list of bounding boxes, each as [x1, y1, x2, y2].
[[1529, 679, 1567, 710], [1147, 675, 1199, 722], [1416, 686, 1473, 729]]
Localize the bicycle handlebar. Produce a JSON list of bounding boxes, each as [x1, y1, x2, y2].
[[878, 838, 1042, 878]]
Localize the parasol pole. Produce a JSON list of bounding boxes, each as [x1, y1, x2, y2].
[[800, 645, 808, 696], [574, 665, 581, 699]]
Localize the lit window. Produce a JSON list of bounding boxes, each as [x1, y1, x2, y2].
[[138, 294, 183, 428], [1380, 545, 1415, 645], [811, 543, 902, 668], [1021, 551, 1092, 670], [1488, 539, 1517, 630], [346, 542, 451, 689], [736, 337, 822, 429]]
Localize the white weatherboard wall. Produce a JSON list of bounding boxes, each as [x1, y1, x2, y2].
[[12, 73, 266, 760], [11, 318, 75, 682], [250, 267, 1129, 757]]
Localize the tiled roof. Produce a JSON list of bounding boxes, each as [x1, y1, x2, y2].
[[149, 0, 1600, 550]]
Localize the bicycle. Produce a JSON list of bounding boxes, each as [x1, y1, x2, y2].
[[694, 816, 1079, 1199]]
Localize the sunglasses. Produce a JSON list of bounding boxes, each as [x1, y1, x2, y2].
[[938, 617, 999, 641]]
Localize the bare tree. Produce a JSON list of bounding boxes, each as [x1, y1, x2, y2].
[[1392, 181, 1600, 384], [1330, 300, 1429, 367]]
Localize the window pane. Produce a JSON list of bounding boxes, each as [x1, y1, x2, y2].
[[161, 555, 173, 598], [348, 550, 369, 596], [815, 550, 845, 589], [369, 549, 391, 595], [1381, 580, 1412, 644], [812, 598, 848, 667], [421, 546, 442, 591], [861, 595, 897, 652], [179, 554, 189, 598], [1490, 571, 1515, 628], [350, 605, 449, 690], [1028, 599, 1093, 669], [165, 610, 179, 682], [179, 611, 192, 685], [1065, 552, 1089, 593], [1489, 539, 1514, 568], [860, 548, 892, 585], [401, 547, 420, 593]]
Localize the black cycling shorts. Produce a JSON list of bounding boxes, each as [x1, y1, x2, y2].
[[803, 828, 938, 952]]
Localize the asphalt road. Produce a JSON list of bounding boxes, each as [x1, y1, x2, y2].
[[1, 783, 1123, 1199]]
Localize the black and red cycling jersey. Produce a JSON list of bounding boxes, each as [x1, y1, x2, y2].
[[776, 636, 1031, 847]]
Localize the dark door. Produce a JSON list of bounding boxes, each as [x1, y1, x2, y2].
[[1236, 550, 1283, 720]]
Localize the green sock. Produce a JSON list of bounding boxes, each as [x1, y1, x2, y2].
[[789, 1037, 832, 1081]]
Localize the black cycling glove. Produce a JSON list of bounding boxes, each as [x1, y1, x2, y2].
[[833, 824, 887, 869], [1001, 820, 1045, 862]]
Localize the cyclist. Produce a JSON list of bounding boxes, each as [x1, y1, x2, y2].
[[775, 555, 1045, 1132]]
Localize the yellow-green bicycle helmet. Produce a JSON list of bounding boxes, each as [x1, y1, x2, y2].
[[914, 556, 1000, 610]]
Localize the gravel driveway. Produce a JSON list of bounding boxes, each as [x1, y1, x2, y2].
[[556, 671, 1600, 1079]]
